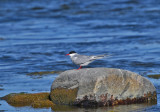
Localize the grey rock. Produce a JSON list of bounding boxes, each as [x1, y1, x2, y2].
[[51, 68, 156, 104]]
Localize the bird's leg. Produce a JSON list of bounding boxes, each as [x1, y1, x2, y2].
[[77, 66, 82, 70]]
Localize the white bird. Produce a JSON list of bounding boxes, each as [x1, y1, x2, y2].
[[66, 51, 110, 70]]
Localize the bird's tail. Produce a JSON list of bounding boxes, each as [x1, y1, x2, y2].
[[92, 54, 111, 59]]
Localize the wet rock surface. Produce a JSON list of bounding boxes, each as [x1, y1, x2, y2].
[[50, 68, 157, 107], [1, 92, 54, 108]]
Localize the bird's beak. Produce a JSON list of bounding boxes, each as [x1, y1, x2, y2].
[[66, 54, 69, 56]]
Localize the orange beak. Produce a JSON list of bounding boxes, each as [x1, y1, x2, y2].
[[66, 54, 69, 56]]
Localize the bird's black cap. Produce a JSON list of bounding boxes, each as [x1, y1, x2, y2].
[[69, 51, 76, 54]]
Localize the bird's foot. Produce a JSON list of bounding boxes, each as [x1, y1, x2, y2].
[[77, 66, 82, 70]]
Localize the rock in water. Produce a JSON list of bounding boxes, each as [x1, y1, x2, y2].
[[50, 68, 157, 107]]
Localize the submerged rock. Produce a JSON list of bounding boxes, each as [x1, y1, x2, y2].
[[1, 92, 54, 108], [50, 68, 157, 107], [27, 71, 62, 76], [148, 74, 160, 79], [0, 37, 4, 40], [1, 92, 77, 111]]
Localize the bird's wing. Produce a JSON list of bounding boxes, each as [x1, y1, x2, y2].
[[72, 54, 110, 65], [72, 54, 93, 65]]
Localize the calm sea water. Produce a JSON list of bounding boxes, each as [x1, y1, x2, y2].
[[0, 0, 160, 111]]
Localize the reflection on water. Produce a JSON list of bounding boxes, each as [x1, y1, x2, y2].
[[51, 103, 156, 112]]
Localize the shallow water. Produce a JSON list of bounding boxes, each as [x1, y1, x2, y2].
[[0, 0, 160, 111]]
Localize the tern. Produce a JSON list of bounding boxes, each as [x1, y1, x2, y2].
[[66, 51, 110, 70]]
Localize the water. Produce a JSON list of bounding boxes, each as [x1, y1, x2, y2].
[[0, 0, 160, 111]]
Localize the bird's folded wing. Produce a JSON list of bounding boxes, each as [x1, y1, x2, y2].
[[73, 55, 93, 64]]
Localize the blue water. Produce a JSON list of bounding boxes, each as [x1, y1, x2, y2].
[[0, 0, 160, 111]]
